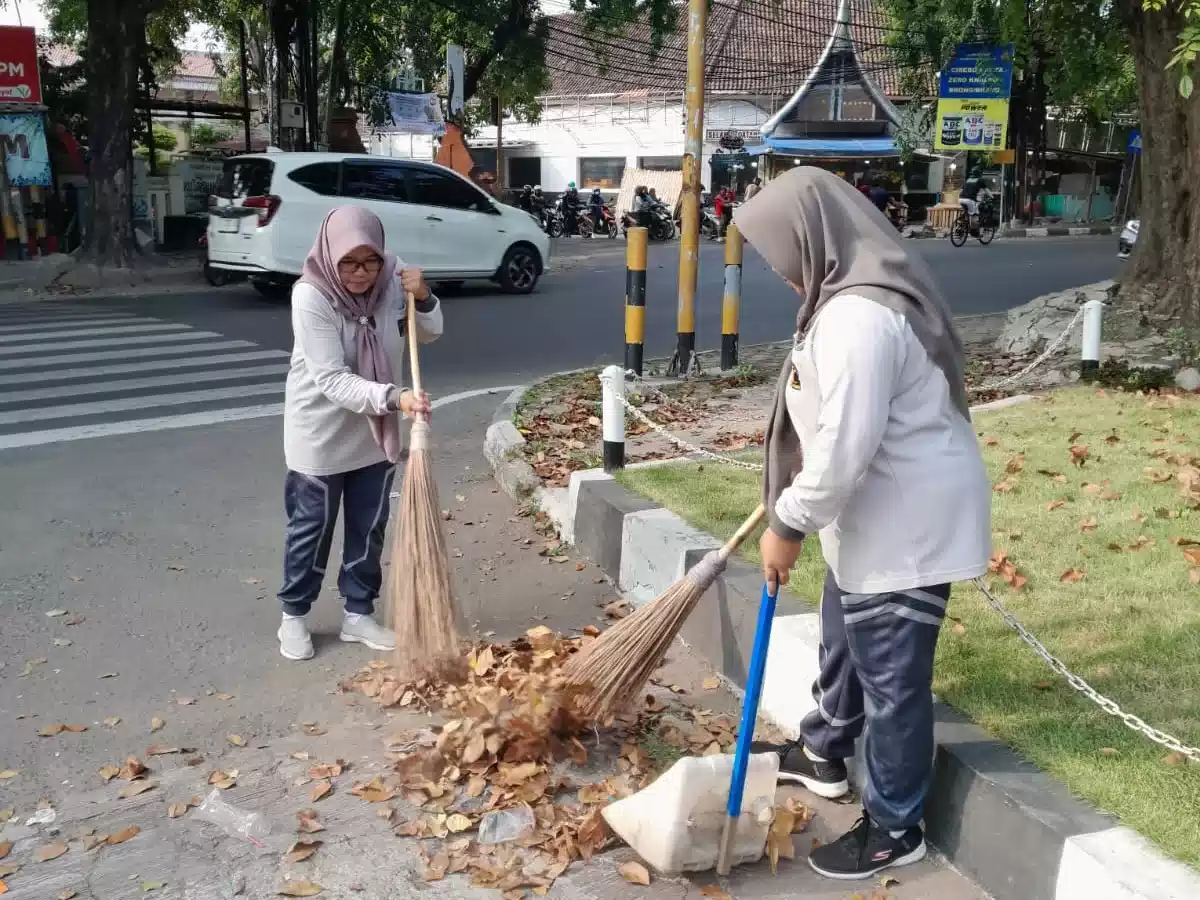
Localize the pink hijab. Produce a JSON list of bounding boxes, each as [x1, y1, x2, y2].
[[299, 205, 401, 462]]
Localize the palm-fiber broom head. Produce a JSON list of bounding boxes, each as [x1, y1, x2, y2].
[[564, 547, 730, 722], [388, 417, 465, 683]]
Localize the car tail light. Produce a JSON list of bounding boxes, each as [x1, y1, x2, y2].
[[243, 195, 282, 227]]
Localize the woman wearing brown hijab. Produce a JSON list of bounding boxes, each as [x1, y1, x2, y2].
[[735, 167, 990, 881]]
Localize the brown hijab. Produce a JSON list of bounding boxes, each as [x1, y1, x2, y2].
[[299, 205, 400, 463], [732, 166, 969, 536]]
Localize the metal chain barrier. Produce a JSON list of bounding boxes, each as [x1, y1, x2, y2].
[[973, 578, 1200, 763], [599, 368, 765, 471], [970, 307, 1083, 394]]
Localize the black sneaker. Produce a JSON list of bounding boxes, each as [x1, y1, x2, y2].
[[750, 741, 849, 799], [808, 814, 926, 880]]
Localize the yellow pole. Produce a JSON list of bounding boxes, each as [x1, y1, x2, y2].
[[670, 0, 707, 377], [720, 223, 743, 369], [624, 225, 649, 375]]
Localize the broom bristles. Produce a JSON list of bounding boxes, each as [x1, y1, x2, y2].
[[387, 419, 464, 682], [564, 571, 710, 722]]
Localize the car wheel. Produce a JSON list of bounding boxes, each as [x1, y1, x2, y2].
[[204, 264, 233, 287], [498, 245, 540, 294], [252, 279, 293, 300]]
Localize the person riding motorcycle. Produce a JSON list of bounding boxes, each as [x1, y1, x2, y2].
[[588, 187, 605, 235], [517, 184, 534, 214], [561, 181, 581, 234], [531, 185, 547, 227], [632, 185, 653, 230]]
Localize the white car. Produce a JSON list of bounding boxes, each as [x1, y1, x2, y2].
[[206, 152, 549, 295]]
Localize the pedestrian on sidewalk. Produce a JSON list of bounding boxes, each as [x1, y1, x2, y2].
[[277, 205, 443, 661], [734, 166, 990, 881]]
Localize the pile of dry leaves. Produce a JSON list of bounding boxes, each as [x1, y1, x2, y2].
[[343, 626, 805, 898]]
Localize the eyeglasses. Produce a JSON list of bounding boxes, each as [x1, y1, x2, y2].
[[338, 256, 383, 276]]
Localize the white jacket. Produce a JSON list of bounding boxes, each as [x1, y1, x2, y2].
[[776, 294, 991, 593], [284, 275, 443, 477]]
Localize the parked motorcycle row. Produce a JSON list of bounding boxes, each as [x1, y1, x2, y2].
[[533, 197, 696, 242]]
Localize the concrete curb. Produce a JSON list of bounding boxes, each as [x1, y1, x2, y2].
[[483, 385, 1200, 900]]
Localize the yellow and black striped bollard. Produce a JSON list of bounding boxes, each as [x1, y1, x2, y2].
[[624, 225, 648, 376], [721, 223, 743, 370]]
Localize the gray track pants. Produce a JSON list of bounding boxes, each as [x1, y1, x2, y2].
[[800, 568, 948, 830]]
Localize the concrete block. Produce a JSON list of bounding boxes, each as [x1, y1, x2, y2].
[[565, 468, 612, 544], [572, 478, 659, 581], [618, 507, 720, 606]]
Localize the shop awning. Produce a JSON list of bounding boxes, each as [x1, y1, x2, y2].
[[751, 136, 899, 157]]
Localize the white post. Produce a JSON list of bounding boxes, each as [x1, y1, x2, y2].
[[1081, 299, 1104, 378], [601, 364, 626, 473]]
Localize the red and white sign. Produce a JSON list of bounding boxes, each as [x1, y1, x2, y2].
[[0, 26, 41, 105]]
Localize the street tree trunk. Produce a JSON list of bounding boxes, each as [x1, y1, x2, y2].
[[79, 0, 145, 268], [1120, 0, 1200, 324]]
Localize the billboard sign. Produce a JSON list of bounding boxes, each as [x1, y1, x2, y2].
[[375, 92, 446, 136], [935, 43, 1014, 151], [0, 26, 42, 104]]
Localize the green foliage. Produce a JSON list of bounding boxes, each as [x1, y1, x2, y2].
[[135, 122, 179, 169], [1165, 327, 1200, 368], [190, 122, 234, 147], [1142, 0, 1200, 96]]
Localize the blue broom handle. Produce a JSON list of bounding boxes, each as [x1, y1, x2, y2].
[[726, 582, 778, 819]]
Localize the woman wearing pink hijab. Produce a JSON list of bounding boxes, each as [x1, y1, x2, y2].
[[276, 205, 443, 661]]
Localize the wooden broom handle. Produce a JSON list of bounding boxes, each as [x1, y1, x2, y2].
[[718, 504, 766, 561], [405, 291, 422, 396]]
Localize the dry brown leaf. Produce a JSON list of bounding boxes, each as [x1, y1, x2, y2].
[[37, 841, 68, 862], [1079, 517, 1098, 532], [1005, 453, 1025, 474], [700, 887, 733, 900], [38, 724, 65, 737], [102, 716, 121, 727], [228, 734, 246, 747], [423, 851, 450, 882], [992, 478, 1017, 494], [58, 891, 76, 900], [1099, 747, 1118, 757], [1145, 468, 1173, 484], [1129, 535, 1154, 551], [150, 717, 164, 733], [118, 780, 157, 799], [1163, 752, 1186, 766], [307, 763, 342, 780], [284, 840, 323, 863], [1060, 568, 1086, 583], [701, 676, 721, 691], [167, 802, 188, 819], [445, 813, 472, 833], [98, 764, 120, 783], [277, 880, 323, 897], [296, 809, 324, 834], [471, 646, 495, 676], [0, 843, 9, 860], [1100, 490, 1123, 501], [63, 724, 87, 733], [215, 693, 235, 701], [309, 780, 332, 803], [1189, 568, 1200, 585], [987, 551, 1027, 590], [119, 756, 148, 780], [1069, 444, 1089, 467], [880, 875, 901, 888], [618, 861, 651, 886], [1044, 500, 1066, 512], [466, 775, 487, 798], [208, 770, 237, 790], [982, 436, 1000, 447], [176, 696, 195, 706], [351, 776, 396, 803], [1184, 547, 1200, 566]]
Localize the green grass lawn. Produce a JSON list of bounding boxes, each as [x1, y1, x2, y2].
[[616, 388, 1200, 867]]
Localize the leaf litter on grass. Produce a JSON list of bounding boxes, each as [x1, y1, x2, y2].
[[342, 627, 758, 897]]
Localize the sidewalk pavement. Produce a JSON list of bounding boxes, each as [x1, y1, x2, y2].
[[0, 643, 986, 900]]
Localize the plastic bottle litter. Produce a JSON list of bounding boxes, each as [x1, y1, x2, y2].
[[25, 808, 57, 826], [476, 804, 536, 845], [194, 788, 270, 845], [601, 752, 780, 874]]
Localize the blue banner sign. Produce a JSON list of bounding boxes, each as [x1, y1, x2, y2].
[[938, 43, 1015, 100], [1127, 130, 1142, 154]]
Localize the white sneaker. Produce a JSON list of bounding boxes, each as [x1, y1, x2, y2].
[[340, 613, 396, 652], [278, 614, 315, 661]]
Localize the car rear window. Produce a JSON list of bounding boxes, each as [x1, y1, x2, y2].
[[217, 158, 274, 199], [288, 162, 339, 196]]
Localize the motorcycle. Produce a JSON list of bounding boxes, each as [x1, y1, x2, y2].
[[621, 208, 673, 241], [545, 198, 593, 238], [593, 205, 619, 238]]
